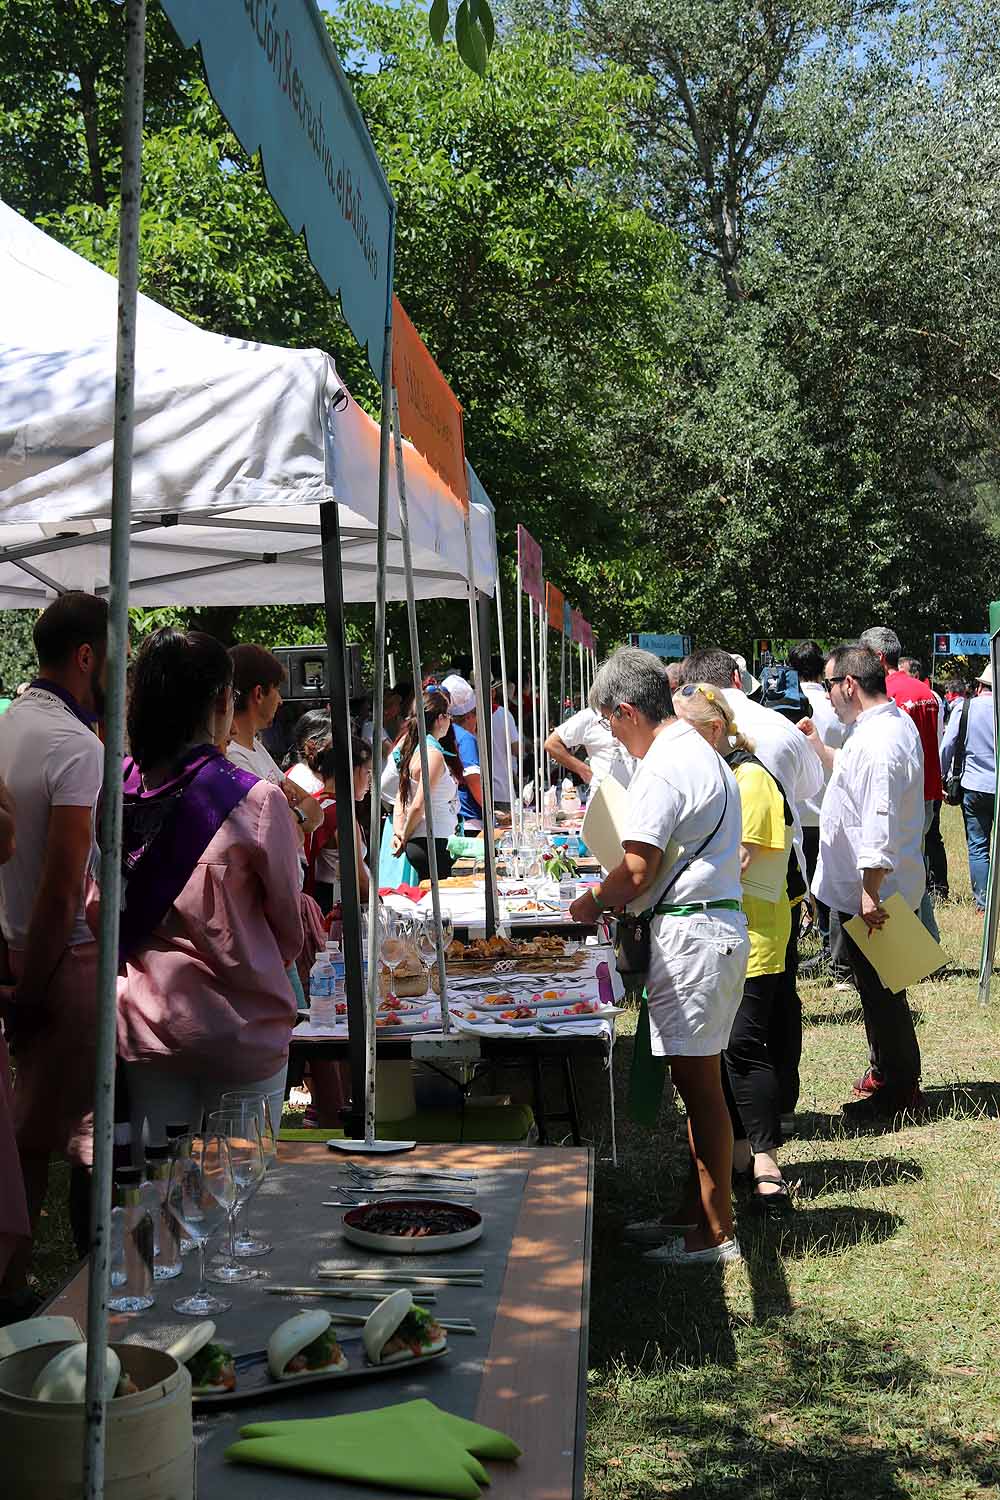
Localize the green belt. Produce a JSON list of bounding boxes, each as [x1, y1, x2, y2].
[[653, 899, 742, 917]]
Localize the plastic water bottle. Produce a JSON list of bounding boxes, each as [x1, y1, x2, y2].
[[559, 876, 577, 914], [142, 1144, 182, 1280], [108, 1168, 155, 1312], [310, 959, 337, 1027]]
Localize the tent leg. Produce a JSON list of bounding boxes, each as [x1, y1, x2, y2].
[[321, 500, 366, 1139], [529, 599, 540, 819], [390, 389, 451, 1023], [494, 549, 516, 840], [84, 4, 146, 1497], [465, 515, 499, 941], [515, 566, 524, 839], [476, 585, 498, 939]]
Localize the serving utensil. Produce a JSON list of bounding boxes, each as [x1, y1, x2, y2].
[[323, 1311, 477, 1335], [266, 1285, 436, 1304]]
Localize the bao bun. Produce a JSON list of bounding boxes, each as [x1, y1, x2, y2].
[[362, 1289, 447, 1366], [266, 1309, 347, 1381], [168, 1319, 216, 1367], [31, 1343, 120, 1403]]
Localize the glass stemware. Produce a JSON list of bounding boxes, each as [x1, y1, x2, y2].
[[379, 907, 412, 1005], [205, 1109, 266, 1282], [218, 1091, 277, 1257], [416, 917, 438, 996], [166, 1133, 234, 1316]]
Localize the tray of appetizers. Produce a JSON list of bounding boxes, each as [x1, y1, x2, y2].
[[179, 1299, 449, 1410]]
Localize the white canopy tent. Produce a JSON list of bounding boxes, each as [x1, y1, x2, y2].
[[0, 200, 494, 603]]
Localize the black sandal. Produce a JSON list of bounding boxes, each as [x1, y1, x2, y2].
[[752, 1173, 794, 1215]]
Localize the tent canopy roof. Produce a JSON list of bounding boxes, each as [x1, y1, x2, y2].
[[0, 201, 493, 605]]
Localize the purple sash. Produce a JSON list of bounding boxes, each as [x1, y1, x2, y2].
[[115, 745, 258, 962]]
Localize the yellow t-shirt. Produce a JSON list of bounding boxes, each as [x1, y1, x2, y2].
[[734, 761, 791, 977]]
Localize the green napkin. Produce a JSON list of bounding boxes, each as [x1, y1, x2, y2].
[[447, 835, 484, 860], [226, 1398, 521, 1497], [627, 991, 667, 1128]]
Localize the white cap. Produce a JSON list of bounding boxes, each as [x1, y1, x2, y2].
[[977, 663, 993, 687], [730, 653, 761, 695], [441, 674, 476, 716]]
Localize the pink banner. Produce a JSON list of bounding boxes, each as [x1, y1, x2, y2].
[[517, 524, 543, 604], [580, 619, 594, 651], [570, 608, 585, 644]]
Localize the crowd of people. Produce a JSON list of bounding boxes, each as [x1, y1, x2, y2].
[[0, 590, 994, 1310], [568, 633, 996, 1266]]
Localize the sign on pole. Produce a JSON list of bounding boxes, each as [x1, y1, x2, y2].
[[546, 581, 565, 632], [628, 631, 690, 659], [570, 608, 585, 643], [580, 618, 594, 651], [563, 599, 573, 637], [517, 524, 543, 605], [391, 297, 468, 509], [159, 0, 394, 379], [933, 632, 989, 656]]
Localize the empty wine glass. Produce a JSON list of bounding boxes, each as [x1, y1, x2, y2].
[[166, 1133, 234, 1316], [205, 1109, 266, 1282], [218, 1090, 277, 1256], [379, 907, 412, 1005], [416, 917, 438, 994]]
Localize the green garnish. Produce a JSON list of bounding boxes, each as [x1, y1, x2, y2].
[[302, 1326, 341, 1369], [186, 1342, 230, 1385]]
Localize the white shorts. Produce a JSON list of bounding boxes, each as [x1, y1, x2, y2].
[[646, 910, 749, 1057]]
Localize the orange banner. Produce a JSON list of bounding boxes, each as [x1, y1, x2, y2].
[[391, 297, 469, 511], [546, 581, 565, 632]]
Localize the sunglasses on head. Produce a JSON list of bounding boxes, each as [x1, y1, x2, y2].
[[678, 683, 718, 703]]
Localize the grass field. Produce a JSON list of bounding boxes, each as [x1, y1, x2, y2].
[[25, 806, 1000, 1499], [584, 804, 1000, 1500]]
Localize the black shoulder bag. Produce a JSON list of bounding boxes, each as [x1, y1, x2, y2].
[[613, 777, 730, 988], [945, 697, 971, 806]]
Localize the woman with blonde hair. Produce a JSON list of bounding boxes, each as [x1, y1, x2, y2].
[[675, 683, 794, 1214]]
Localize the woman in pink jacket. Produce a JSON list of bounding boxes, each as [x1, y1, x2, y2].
[[106, 629, 303, 1148]]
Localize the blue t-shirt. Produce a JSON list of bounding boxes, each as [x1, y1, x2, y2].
[[452, 723, 483, 827]]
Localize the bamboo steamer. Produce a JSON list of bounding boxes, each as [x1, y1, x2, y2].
[[0, 1340, 194, 1500]]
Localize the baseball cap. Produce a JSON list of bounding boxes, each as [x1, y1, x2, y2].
[[441, 674, 476, 716]]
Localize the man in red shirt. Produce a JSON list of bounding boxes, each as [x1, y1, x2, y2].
[[861, 627, 942, 940]]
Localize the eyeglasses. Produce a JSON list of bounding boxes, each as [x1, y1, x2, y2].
[[822, 676, 847, 694], [597, 705, 624, 731]]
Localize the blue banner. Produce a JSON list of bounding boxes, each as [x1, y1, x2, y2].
[[161, 0, 394, 378], [630, 632, 690, 659], [934, 632, 989, 656]]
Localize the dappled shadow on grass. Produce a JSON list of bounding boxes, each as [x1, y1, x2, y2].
[[587, 1307, 1000, 1500], [924, 1080, 1000, 1119], [785, 1155, 923, 1200], [802, 1002, 925, 1029]]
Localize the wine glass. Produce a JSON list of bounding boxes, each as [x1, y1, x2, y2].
[[379, 907, 412, 1006], [439, 912, 454, 954], [416, 917, 438, 996], [218, 1091, 277, 1257], [205, 1109, 266, 1283], [166, 1134, 234, 1316]]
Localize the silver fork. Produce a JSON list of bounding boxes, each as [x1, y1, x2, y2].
[[344, 1163, 475, 1183]]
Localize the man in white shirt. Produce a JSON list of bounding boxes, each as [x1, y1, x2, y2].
[[490, 681, 520, 809], [800, 643, 928, 1119], [0, 592, 108, 1308], [227, 645, 322, 835], [544, 705, 634, 790]]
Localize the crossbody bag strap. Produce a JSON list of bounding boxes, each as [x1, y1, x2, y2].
[[953, 695, 971, 782], [652, 771, 730, 911]]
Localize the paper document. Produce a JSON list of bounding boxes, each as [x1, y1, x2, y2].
[[580, 775, 679, 915], [844, 892, 945, 991]]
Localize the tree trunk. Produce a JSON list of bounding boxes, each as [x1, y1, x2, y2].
[[77, 59, 108, 208]]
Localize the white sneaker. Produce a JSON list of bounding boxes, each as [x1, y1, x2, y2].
[[642, 1237, 742, 1265], [624, 1216, 697, 1243]]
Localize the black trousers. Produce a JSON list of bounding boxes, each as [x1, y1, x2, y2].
[[769, 901, 802, 1115], [838, 909, 921, 1090], [723, 972, 782, 1155], [924, 800, 949, 897], [405, 838, 454, 882]]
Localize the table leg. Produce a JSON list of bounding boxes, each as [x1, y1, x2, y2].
[[531, 1056, 549, 1145], [562, 1055, 582, 1146]]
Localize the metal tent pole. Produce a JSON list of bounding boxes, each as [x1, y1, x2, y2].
[[84, 3, 145, 1495], [466, 514, 499, 939], [321, 500, 365, 1139], [528, 593, 540, 824], [361, 225, 398, 1144], [559, 621, 567, 734], [390, 390, 450, 1021], [567, 626, 573, 718], [494, 544, 516, 840], [515, 563, 524, 840], [978, 627, 1000, 1006]]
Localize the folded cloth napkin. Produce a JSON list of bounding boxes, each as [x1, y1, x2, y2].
[[225, 1398, 521, 1497]]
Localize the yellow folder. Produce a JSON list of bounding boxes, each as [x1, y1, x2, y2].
[[580, 776, 679, 915], [844, 891, 945, 991]]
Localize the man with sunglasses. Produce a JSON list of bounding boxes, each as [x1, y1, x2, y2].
[[799, 643, 928, 1119]]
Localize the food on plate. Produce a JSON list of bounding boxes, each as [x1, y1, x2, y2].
[[446, 938, 466, 959], [482, 992, 516, 1006], [499, 1007, 535, 1021], [363, 1290, 448, 1365], [350, 1202, 474, 1238], [31, 1343, 121, 1403], [566, 1000, 598, 1014], [170, 1320, 236, 1395], [267, 1310, 348, 1381]]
